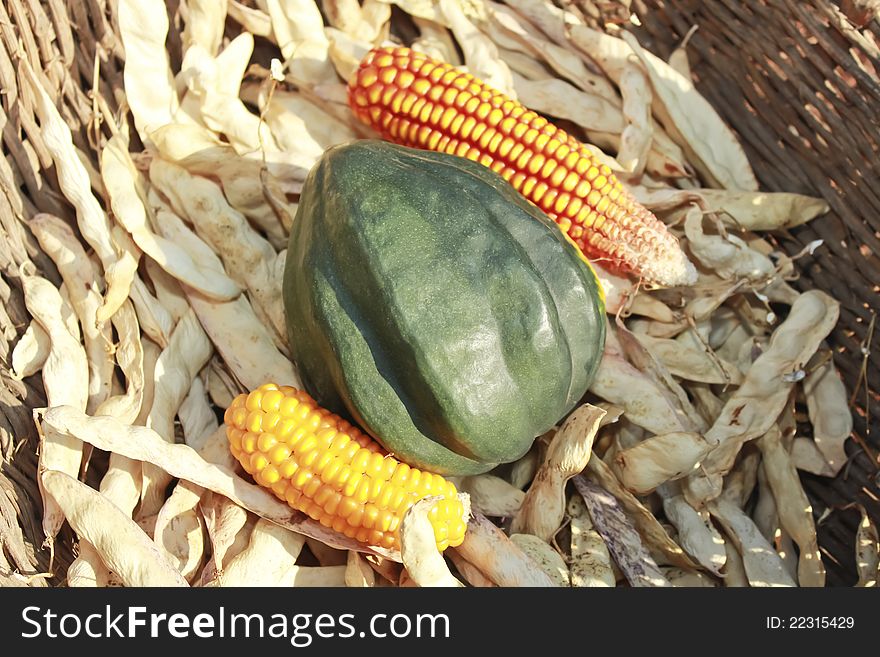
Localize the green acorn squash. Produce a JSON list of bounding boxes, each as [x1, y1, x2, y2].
[[283, 140, 606, 475]]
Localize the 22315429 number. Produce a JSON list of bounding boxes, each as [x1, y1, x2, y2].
[[766, 617, 855, 629]]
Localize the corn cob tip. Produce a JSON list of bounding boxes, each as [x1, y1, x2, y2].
[[224, 383, 467, 553], [347, 45, 698, 288], [641, 240, 698, 287]]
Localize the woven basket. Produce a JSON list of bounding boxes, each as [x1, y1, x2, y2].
[[623, 0, 880, 586], [0, 0, 877, 586], [0, 0, 120, 585]]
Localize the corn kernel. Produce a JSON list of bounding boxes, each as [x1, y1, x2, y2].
[[226, 384, 467, 552], [345, 45, 697, 286]]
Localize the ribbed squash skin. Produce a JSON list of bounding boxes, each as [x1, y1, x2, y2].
[[283, 140, 606, 475]]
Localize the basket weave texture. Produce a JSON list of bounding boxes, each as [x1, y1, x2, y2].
[[0, 0, 877, 586], [623, 0, 880, 585]]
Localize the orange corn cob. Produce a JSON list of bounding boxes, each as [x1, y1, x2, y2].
[[348, 46, 696, 287], [225, 383, 468, 552]]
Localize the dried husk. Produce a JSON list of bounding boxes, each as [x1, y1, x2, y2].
[[567, 494, 614, 587], [617, 58, 653, 174], [685, 291, 839, 506], [658, 482, 726, 575], [11, 319, 51, 380], [509, 534, 569, 586], [453, 513, 557, 586], [618, 31, 757, 191], [708, 497, 796, 587], [118, 0, 180, 141], [21, 61, 137, 322], [572, 476, 670, 587], [206, 517, 305, 586], [142, 309, 213, 516], [103, 133, 240, 301], [456, 474, 525, 517], [511, 404, 605, 541], [611, 432, 713, 495], [23, 272, 87, 541], [585, 455, 697, 570], [345, 550, 376, 587], [803, 357, 852, 475], [400, 495, 466, 587], [41, 470, 187, 587], [29, 214, 114, 414], [40, 406, 400, 560], [756, 426, 825, 587], [855, 506, 879, 588]]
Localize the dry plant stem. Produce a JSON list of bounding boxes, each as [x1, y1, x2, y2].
[[511, 404, 605, 540], [454, 513, 557, 587]]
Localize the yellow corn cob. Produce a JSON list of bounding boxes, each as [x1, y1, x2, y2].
[[348, 46, 696, 287], [224, 383, 467, 552]]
